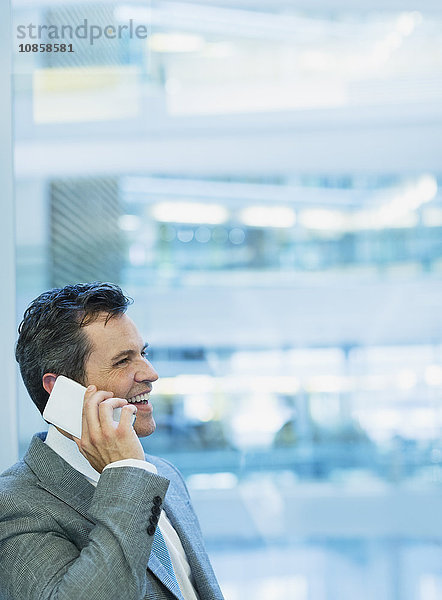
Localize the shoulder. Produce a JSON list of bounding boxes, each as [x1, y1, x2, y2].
[[0, 457, 37, 495], [0, 459, 51, 526], [144, 454, 190, 494], [144, 453, 183, 479], [0, 433, 57, 512]]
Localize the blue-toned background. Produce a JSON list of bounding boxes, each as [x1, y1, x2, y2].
[[6, 1, 442, 598]]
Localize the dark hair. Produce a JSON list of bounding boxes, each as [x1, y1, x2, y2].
[[15, 282, 133, 414]]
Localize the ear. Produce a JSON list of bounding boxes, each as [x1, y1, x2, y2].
[[42, 373, 58, 395]]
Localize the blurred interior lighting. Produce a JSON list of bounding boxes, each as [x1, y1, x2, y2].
[[396, 369, 417, 391], [157, 375, 299, 396], [405, 174, 438, 207], [307, 375, 351, 393], [177, 229, 194, 243], [165, 78, 182, 95], [118, 214, 141, 231], [422, 208, 442, 227], [149, 33, 205, 53], [370, 12, 421, 68], [114, 5, 151, 22], [366, 409, 401, 431], [310, 395, 342, 428], [203, 42, 235, 59], [240, 206, 295, 228], [424, 365, 442, 386], [372, 42, 394, 66], [301, 50, 334, 71], [375, 175, 438, 227], [228, 228, 245, 245], [422, 174, 438, 199], [370, 211, 419, 230], [152, 202, 228, 224], [297, 176, 437, 234], [358, 374, 390, 391], [156, 375, 215, 395], [187, 473, 238, 490], [334, 175, 438, 232], [183, 395, 214, 422], [195, 226, 212, 243], [350, 209, 409, 231], [396, 11, 423, 36], [231, 395, 289, 448], [298, 208, 346, 232], [384, 32, 403, 51], [143, 2, 320, 41], [33, 66, 140, 123], [247, 376, 300, 395]]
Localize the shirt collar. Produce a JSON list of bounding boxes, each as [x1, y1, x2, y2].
[[45, 424, 101, 484]]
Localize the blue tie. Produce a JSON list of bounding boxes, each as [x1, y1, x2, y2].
[[152, 526, 179, 588]]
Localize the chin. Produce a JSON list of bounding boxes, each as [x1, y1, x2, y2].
[[134, 419, 156, 438]]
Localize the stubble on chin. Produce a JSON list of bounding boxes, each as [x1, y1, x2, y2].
[[134, 418, 156, 439]]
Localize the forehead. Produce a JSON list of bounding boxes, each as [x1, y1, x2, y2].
[[84, 313, 143, 356]]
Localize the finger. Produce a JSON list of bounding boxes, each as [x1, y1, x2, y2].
[[117, 404, 137, 430], [98, 396, 128, 431], [82, 386, 113, 436], [80, 385, 95, 440]]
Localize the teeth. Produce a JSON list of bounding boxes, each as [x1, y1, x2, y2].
[[127, 393, 150, 404]]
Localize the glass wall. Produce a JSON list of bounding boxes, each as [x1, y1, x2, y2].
[[11, 1, 442, 599], [0, 0, 18, 474]]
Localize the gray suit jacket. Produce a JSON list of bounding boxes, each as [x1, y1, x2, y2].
[[0, 433, 224, 600]]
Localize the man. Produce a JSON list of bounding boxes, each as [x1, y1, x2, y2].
[[0, 282, 224, 600]]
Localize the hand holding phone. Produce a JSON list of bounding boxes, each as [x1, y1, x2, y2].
[[44, 376, 144, 472], [43, 376, 135, 439]]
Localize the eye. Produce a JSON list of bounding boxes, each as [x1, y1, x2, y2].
[[141, 349, 149, 359], [114, 357, 129, 367]]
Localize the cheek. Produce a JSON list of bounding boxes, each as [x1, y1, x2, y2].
[[106, 369, 135, 394]]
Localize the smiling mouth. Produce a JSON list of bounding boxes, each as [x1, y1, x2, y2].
[[127, 392, 150, 404]]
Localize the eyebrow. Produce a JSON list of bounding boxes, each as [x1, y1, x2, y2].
[[111, 343, 149, 363]]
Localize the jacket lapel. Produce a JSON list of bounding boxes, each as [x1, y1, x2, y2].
[[24, 433, 96, 523], [147, 455, 219, 598], [147, 552, 185, 600]]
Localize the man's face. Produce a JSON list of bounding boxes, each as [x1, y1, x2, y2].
[[83, 312, 158, 438]]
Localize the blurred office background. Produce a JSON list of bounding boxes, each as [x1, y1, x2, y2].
[[3, 0, 442, 598]]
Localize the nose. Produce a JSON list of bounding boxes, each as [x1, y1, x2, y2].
[[135, 358, 159, 383]]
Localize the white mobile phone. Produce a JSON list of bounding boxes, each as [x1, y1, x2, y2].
[[43, 375, 135, 439]]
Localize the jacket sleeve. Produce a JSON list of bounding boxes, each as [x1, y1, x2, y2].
[[0, 466, 169, 600]]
